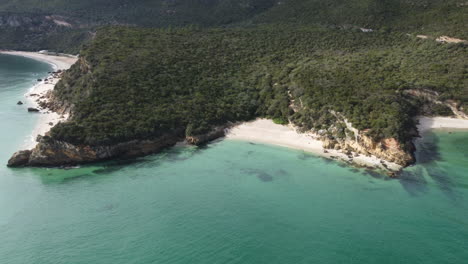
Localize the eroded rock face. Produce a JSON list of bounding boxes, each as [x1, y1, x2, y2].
[[7, 134, 180, 167], [7, 150, 32, 167], [322, 132, 415, 166], [186, 127, 226, 145]]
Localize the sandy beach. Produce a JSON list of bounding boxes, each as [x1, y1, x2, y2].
[[417, 117, 468, 133], [225, 119, 403, 171], [1, 51, 78, 149], [226, 116, 468, 172]]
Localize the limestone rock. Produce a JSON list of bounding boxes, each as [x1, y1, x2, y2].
[[7, 150, 32, 167]]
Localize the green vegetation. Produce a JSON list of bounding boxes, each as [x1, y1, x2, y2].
[[0, 0, 466, 52], [49, 26, 467, 149], [1, 0, 466, 155]]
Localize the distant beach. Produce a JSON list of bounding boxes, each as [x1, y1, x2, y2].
[[0, 51, 77, 149], [418, 117, 468, 133]]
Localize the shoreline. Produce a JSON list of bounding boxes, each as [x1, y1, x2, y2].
[[417, 116, 468, 133], [225, 119, 403, 172], [1, 51, 78, 149], [225, 117, 468, 172]]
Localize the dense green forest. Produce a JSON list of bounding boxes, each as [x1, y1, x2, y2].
[[49, 26, 467, 151], [0, 0, 466, 52], [2, 0, 466, 162]]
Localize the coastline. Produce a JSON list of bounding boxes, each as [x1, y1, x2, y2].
[[0, 51, 78, 149], [417, 116, 468, 133], [225, 117, 468, 172], [225, 119, 403, 172]]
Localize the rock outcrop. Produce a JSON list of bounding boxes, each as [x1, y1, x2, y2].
[[27, 107, 40, 112], [185, 127, 226, 145], [322, 133, 415, 167], [7, 134, 180, 167], [313, 111, 416, 167], [7, 150, 32, 167]]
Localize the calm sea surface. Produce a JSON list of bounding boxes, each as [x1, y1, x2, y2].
[[1, 54, 467, 264]]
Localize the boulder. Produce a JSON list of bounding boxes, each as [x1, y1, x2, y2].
[[7, 150, 32, 167], [27, 107, 40, 112]]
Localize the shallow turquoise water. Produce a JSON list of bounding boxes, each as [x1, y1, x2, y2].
[[0, 54, 467, 264]]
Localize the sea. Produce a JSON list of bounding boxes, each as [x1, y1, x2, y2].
[[0, 53, 467, 264]]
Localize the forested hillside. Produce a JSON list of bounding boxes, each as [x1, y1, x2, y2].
[[0, 0, 466, 52], [48, 26, 466, 154]]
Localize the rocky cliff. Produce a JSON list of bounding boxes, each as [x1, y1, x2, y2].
[[8, 134, 181, 167], [321, 132, 415, 167]]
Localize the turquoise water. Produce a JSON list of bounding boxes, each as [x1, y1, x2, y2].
[[1, 55, 468, 264]]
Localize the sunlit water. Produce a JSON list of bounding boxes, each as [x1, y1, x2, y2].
[[0, 54, 467, 264]]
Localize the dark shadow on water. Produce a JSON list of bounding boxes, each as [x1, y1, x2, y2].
[[97, 203, 118, 212], [362, 169, 385, 180], [415, 132, 442, 164], [399, 167, 428, 197], [242, 168, 274, 182], [297, 152, 315, 160], [276, 169, 288, 176], [411, 132, 459, 200], [425, 165, 459, 201], [337, 163, 347, 168], [399, 131, 462, 200]]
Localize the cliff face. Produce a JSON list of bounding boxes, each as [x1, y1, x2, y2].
[[322, 133, 415, 167], [8, 134, 180, 167], [186, 127, 226, 146], [319, 114, 416, 167]]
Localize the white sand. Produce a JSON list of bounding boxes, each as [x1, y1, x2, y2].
[[418, 117, 468, 133], [1, 51, 78, 149], [0, 51, 77, 71], [226, 117, 468, 171], [225, 119, 402, 171]]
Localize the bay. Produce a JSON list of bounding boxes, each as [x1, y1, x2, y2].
[[0, 54, 467, 264]]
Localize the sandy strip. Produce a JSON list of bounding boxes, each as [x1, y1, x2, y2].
[[1, 51, 78, 149], [225, 119, 402, 172], [0, 51, 77, 71], [418, 117, 468, 133]]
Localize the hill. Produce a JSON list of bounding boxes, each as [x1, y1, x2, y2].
[[0, 0, 466, 52], [7, 25, 467, 167]]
